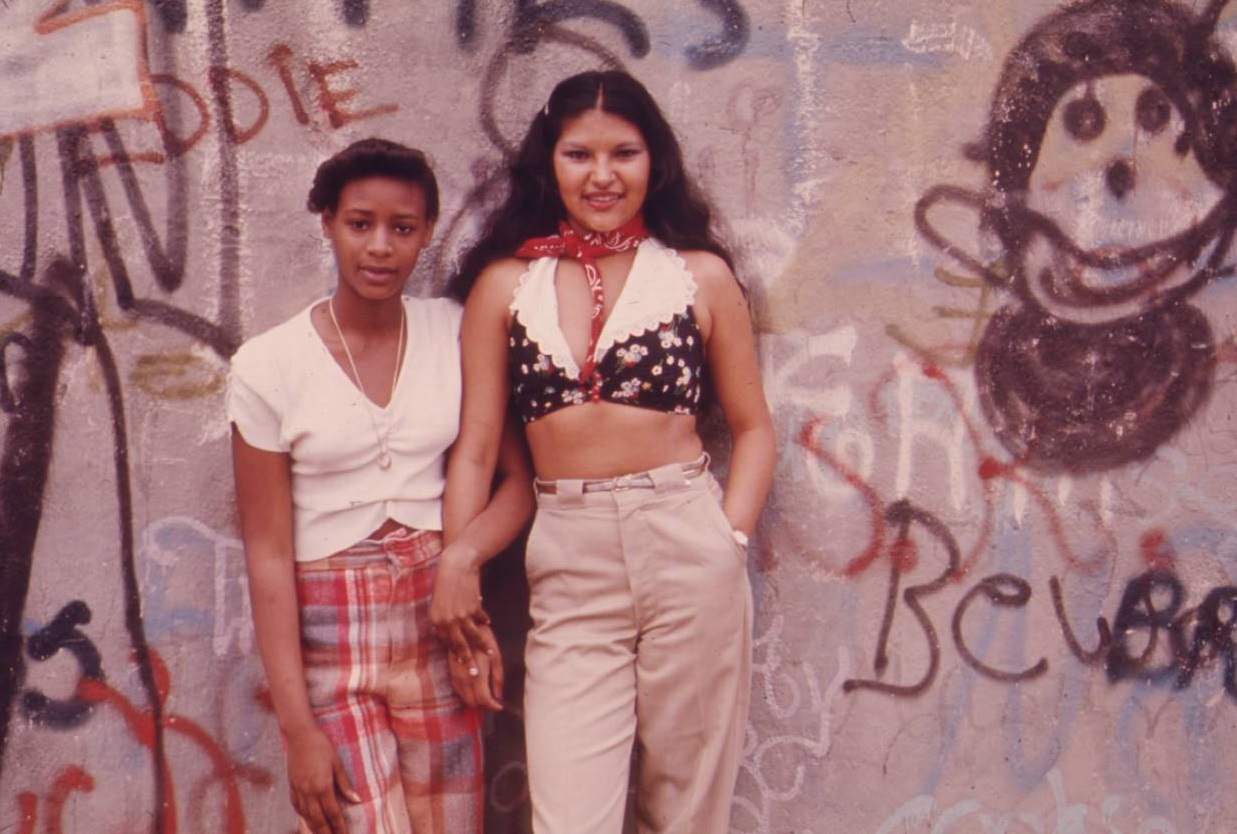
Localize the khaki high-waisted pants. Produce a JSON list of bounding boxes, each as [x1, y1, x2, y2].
[[524, 456, 753, 834]]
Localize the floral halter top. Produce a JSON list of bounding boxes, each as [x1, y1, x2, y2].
[[507, 238, 705, 423]]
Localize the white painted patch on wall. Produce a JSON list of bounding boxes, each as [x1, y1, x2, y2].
[[0, 2, 153, 136], [734, 619, 850, 834], [785, 0, 825, 223], [902, 18, 995, 62], [892, 352, 969, 510], [141, 515, 251, 657]]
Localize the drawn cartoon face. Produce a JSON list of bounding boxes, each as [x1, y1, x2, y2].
[[1021, 73, 1226, 322], [914, 0, 1237, 473]]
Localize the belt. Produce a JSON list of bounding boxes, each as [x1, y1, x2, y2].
[[534, 456, 708, 495]]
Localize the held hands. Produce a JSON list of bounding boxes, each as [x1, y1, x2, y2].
[[286, 723, 361, 834], [431, 544, 504, 711]]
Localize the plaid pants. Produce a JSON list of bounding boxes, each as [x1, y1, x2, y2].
[[296, 528, 483, 834]]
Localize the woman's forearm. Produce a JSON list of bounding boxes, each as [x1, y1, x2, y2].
[[446, 467, 534, 568], [443, 450, 500, 547], [444, 420, 534, 568], [245, 548, 316, 737], [721, 421, 776, 535]]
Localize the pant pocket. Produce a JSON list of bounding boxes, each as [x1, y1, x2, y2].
[[699, 476, 748, 563]]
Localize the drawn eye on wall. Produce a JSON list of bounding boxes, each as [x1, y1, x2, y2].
[[1063, 89, 1106, 142], [915, 0, 1236, 474]]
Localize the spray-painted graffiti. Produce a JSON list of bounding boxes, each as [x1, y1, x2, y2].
[[0, 1, 157, 137], [0, 2, 763, 833], [453, 0, 749, 69], [6, 0, 1237, 831], [19, 600, 103, 729], [916, 0, 1235, 473]]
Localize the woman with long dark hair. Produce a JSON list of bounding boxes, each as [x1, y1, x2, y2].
[[434, 71, 774, 833], [230, 138, 530, 834]]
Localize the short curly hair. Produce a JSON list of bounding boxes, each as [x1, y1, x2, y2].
[[306, 137, 439, 220]]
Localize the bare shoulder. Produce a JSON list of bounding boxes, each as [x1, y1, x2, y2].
[[679, 249, 743, 306], [473, 256, 530, 301], [463, 257, 531, 329]]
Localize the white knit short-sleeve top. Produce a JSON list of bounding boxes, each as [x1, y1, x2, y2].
[[227, 295, 462, 561]]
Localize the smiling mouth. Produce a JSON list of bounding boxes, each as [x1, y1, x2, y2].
[[1015, 198, 1230, 311], [584, 193, 622, 208], [1032, 233, 1220, 309]]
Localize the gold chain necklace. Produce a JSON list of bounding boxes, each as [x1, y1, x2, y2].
[[327, 297, 406, 470]]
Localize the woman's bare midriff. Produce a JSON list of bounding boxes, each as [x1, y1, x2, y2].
[[525, 402, 704, 479]]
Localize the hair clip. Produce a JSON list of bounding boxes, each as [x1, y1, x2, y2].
[[542, 102, 550, 117]]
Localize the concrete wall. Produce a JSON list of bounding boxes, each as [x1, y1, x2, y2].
[[2, 1, 1235, 832]]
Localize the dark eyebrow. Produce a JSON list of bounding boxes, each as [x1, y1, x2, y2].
[[341, 208, 422, 221]]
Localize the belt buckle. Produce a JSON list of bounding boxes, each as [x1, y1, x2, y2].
[[612, 474, 633, 491]]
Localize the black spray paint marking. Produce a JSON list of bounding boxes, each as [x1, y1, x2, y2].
[[915, 0, 1237, 473], [1050, 576, 1112, 665], [57, 127, 235, 356], [509, 0, 649, 57], [0, 251, 169, 831], [145, 0, 352, 31], [455, 0, 479, 45], [685, 0, 750, 69], [951, 574, 1048, 683], [1174, 585, 1237, 693], [206, 0, 244, 349], [974, 304, 1215, 473], [1105, 569, 1237, 698], [848, 563, 1237, 700], [0, 260, 70, 768], [18, 136, 37, 284], [341, 0, 368, 26], [477, 25, 625, 158], [844, 500, 961, 697], [147, 0, 188, 33], [21, 601, 103, 729]]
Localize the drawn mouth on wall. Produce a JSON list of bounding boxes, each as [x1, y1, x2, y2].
[[1016, 203, 1231, 320]]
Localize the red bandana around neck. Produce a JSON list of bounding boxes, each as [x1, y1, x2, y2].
[[515, 216, 649, 391]]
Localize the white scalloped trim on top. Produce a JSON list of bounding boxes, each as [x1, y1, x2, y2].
[[509, 238, 698, 379], [594, 239, 696, 363], [509, 256, 580, 377]]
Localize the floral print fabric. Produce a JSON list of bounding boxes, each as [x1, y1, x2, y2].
[[508, 308, 704, 423]]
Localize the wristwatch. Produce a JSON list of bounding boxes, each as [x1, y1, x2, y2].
[[731, 528, 750, 548]]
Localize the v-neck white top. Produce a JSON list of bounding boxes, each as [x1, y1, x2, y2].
[[227, 295, 462, 561]]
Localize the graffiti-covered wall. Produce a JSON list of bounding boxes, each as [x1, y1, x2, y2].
[[2, 1, 1236, 832]]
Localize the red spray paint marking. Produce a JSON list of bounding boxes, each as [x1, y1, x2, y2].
[[889, 536, 919, 572], [46, 766, 94, 834], [913, 364, 996, 578], [1140, 529, 1175, 570], [76, 649, 269, 834], [920, 362, 1121, 577], [16, 792, 36, 834], [798, 417, 886, 577], [866, 366, 898, 431], [980, 462, 1109, 575]]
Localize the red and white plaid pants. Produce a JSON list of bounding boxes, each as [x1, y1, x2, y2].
[[296, 528, 482, 834]]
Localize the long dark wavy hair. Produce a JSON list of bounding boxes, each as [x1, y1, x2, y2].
[[448, 70, 734, 300]]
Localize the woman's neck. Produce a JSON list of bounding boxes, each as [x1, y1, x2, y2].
[[330, 288, 404, 334]]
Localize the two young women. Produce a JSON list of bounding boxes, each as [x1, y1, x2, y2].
[[230, 71, 773, 834]]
